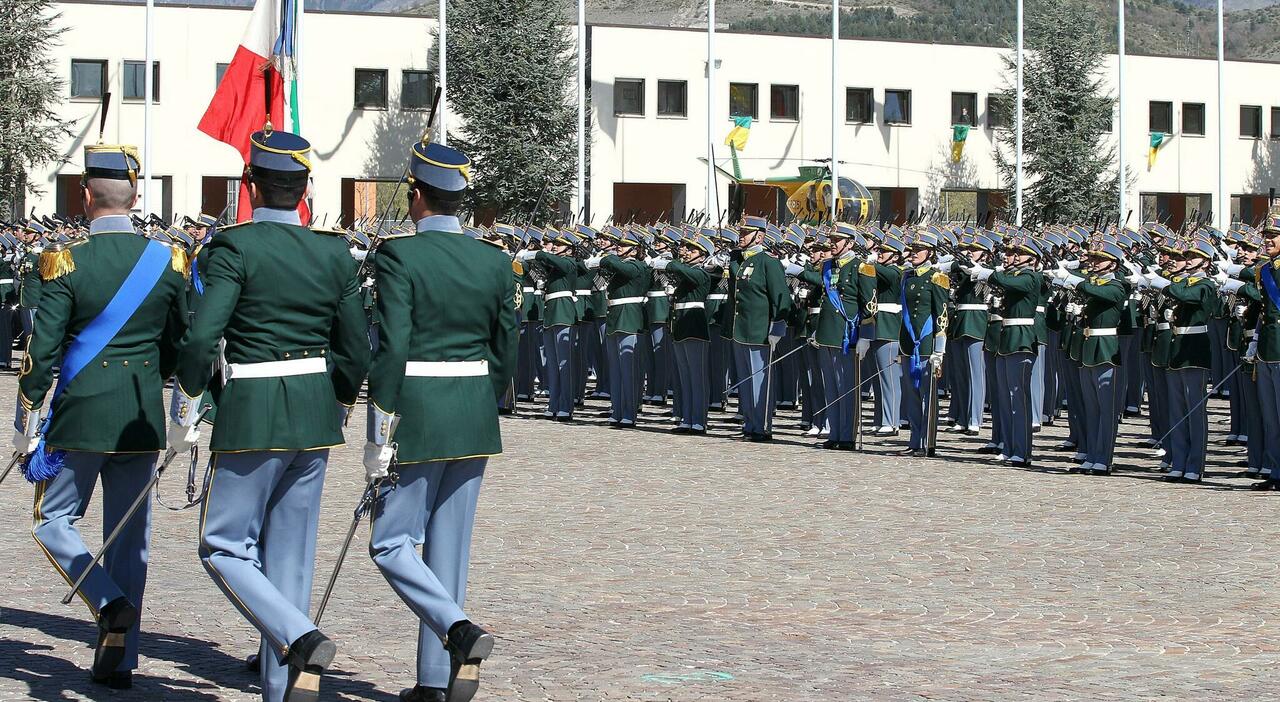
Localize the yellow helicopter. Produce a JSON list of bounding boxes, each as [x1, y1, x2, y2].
[[704, 156, 876, 225]]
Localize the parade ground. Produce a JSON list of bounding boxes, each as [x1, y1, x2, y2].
[[1, 379, 1278, 701]]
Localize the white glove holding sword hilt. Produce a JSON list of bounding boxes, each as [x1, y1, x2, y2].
[[364, 405, 402, 483], [165, 389, 204, 454], [12, 402, 45, 455]]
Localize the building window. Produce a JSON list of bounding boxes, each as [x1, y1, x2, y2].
[[1182, 103, 1205, 136], [1148, 101, 1172, 134], [1272, 107, 1280, 139], [1241, 105, 1262, 138], [770, 84, 799, 121], [123, 61, 160, 101], [885, 89, 911, 125], [401, 70, 433, 110], [845, 88, 873, 124], [216, 63, 230, 87], [986, 95, 1010, 129], [70, 59, 107, 99], [614, 78, 644, 117], [951, 92, 976, 126], [729, 82, 758, 119], [354, 68, 388, 110], [656, 80, 687, 118]]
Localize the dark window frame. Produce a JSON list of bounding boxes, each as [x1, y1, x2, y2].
[[70, 58, 107, 99], [353, 68, 389, 111], [656, 79, 687, 118], [1181, 102, 1205, 136], [613, 77, 645, 117], [1241, 105, 1262, 139], [884, 89, 911, 125], [986, 94, 1011, 129], [122, 60, 160, 102], [950, 92, 977, 127], [1148, 100, 1173, 134], [729, 82, 759, 120], [400, 70, 434, 111], [770, 84, 800, 122], [845, 87, 873, 124], [1271, 106, 1280, 139]]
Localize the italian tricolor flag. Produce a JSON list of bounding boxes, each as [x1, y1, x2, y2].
[[198, 0, 306, 223]]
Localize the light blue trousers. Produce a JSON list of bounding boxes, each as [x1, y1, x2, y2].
[[200, 450, 327, 702], [646, 324, 673, 401], [819, 347, 856, 443], [1254, 362, 1280, 478], [542, 325, 575, 418], [800, 343, 827, 429], [870, 340, 902, 430], [1077, 364, 1119, 467], [1163, 368, 1209, 475], [673, 339, 709, 430], [997, 352, 1035, 461], [33, 451, 156, 670], [608, 333, 639, 424], [369, 458, 486, 688], [949, 338, 985, 430], [733, 342, 771, 435]]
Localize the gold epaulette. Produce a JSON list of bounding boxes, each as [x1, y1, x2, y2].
[[512, 259, 525, 276], [311, 226, 346, 236], [216, 221, 250, 233], [39, 244, 75, 281], [932, 271, 951, 289], [859, 262, 875, 276], [165, 241, 191, 279]]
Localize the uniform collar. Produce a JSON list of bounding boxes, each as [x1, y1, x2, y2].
[[743, 244, 765, 259], [416, 215, 462, 234], [252, 207, 302, 225], [88, 214, 134, 235], [836, 252, 856, 268]]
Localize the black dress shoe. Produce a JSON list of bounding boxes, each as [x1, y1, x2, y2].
[[976, 445, 1000, 455], [246, 653, 261, 673], [837, 442, 857, 451], [283, 630, 337, 702], [1090, 467, 1111, 476], [400, 685, 448, 702], [1250, 480, 1278, 491], [747, 433, 773, 443], [90, 670, 132, 690], [671, 426, 690, 435], [91, 597, 138, 682], [445, 621, 495, 702], [896, 447, 919, 456], [963, 429, 980, 436], [688, 428, 707, 436]]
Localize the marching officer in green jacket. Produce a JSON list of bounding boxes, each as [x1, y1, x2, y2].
[[15, 143, 189, 690], [1049, 239, 1130, 475], [363, 140, 516, 702], [644, 227, 678, 406], [652, 233, 715, 433], [515, 228, 544, 402], [896, 232, 949, 457], [1143, 239, 1217, 482], [1246, 206, 1280, 489], [516, 229, 580, 421], [730, 216, 793, 441], [586, 227, 650, 427], [169, 129, 371, 702], [860, 231, 907, 437], [707, 229, 737, 409], [944, 234, 993, 435], [16, 223, 44, 342]]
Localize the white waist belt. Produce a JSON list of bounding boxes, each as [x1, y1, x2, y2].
[[1245, 329, 1257, 339], [956, 304, 988, 311], [807, 307, 822, 314], [522, 287, 536, 293], [609, 297, 646, 307], [1084, 328, 1117, 337], [1174, 325, 1208, 335], [876, 303, 902, 314], [1002, 318, 1035, 327], [406, 360, 489, 377], [0, 279, 13, 284], [544, 291, 576, 301], [989, 314, 1004, 322], [226, 357, 326, 380], [707, 294, 728, 301], [1036, 306, 1046, 314], [646, 291, 669, 298], [575, 289, 592, 296], [1156, 322, 1171, 331], [673, 302, 705, 310]]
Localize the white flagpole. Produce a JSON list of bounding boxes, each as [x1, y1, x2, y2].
[[706, 0, 716, 219], [438, 0, 448, 145], [577, 0, 586, 221], [143, 0, 154, 215], [1216, 0, 1226, 229], [830, 0, 839, 215], [1117, 0, 1126, 224], [1014, 0, 1023, 226]]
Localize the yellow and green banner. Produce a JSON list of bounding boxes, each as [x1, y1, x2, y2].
[[1148, 132, 1167, 168], [951, 124, 970, 163], [725, 116, 752, 151]]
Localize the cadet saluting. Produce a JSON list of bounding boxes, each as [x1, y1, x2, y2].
[[363, 140, 517, 702], [169, 129, 371, 702]]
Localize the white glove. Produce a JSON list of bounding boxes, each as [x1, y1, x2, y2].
[[1233, 304, 1247, 318], [1125, 272, 1145, 286], [361, 277, 375, 289], [584, 255, 604, 270], [784, 262, 804, 276], [1222, 262, 1245, 276], [1220, 278, 1245, 294], [1063, 259, 1081, 270], [968, 265, 993, 282], [515, 249, 537, 262], [1163, 307, 1175, 322], [652, 257, 671, 271], [1145, 272, 1171, 290], [1124, 260, 1141, 276], [864, 252, 878, 264], [856, 337, 871, 359], [1061, 275, 1080, 290], [12, 430, 37, 455], [363, 442, 393, 481], [166, 421, 201, 454], [349, 247, 368, 262], [929, 351, 945, 369], [1246, 340, 1259, 361], [935, 260, 954, 274], [1212, 269, 1229, 285], [768, 334, 782, 348]]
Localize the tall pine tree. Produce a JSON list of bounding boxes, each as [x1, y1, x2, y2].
[[438, 0, 579, 223], [0, 0, 71, 219], [993, 0, 1119, 226]]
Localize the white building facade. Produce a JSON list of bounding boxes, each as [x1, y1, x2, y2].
[[26, 1, 1280, 229]]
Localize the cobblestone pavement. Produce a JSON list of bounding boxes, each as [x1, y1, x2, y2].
[[1, 375, 1278, 701]]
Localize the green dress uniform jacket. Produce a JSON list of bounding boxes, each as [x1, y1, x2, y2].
[[174, 221, 371, 452], [987, 267, 1043, 355], [1161, 275, 1216, 370], [368, 228, 518, 463], [574, 260, 593, 321], [898, 265, 949, 357], [532, 251, 579, 328], [713, 262, 737, 338], [20, 251, 43, 308], [520, 269, 542, 323], [1072, 274, 1128, 367], [602, 254, 649, 335], [0, 259, 18, 304], [1253, 260, 1280, 363], [863, 262, 904, 341], [19, 230, 189, 453], [664, 261, 713, 341], [804, 256, 871, 349], [731, 249, 792, 345], [647, 269, 671, 325], [949, 274, 988, 340], [1226, 267, 1261, 352]]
